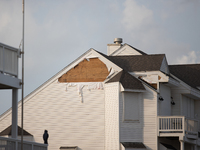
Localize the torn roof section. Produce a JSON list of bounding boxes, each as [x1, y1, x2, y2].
[[58, 58, 109, 82], [106, 70, 145, 91], [169, 64, 200, 90]]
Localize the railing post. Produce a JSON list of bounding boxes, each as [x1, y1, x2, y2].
[[183, 117, 185, 136], [2, 46, 5, 73], [16, 140, 18, 150]]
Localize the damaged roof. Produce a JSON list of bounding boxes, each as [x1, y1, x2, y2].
[[106, 70, 145, 91], [169, 64, 200, 90]]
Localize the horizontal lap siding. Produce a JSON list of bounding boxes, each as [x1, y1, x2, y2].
[[1, 81, 105, 150], [105, 83, 120, 150], [171, 86, 190, 116], [119, 85, 157, 150], [120, 92, 143, 142], [143, 88, 157, 150], [0, 113, 11, 133]]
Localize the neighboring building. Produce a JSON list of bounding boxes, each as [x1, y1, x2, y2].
[[0, 42, 47, 150], [0, 38, 200, 150]]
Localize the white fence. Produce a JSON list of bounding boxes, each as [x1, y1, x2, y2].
[[0, 136, 47, 150], [0, 43, 20, 77], [158, 116, 199, 135]]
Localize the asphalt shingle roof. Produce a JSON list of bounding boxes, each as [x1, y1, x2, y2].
[[96, 50, 165, 72], [106, 70, 145, 90], [169, 64, 200, 90], [105, 54, 165, 72]]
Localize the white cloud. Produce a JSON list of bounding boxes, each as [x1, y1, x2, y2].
[[176, 51, 199, 64], [122, 0, 153, 31], [121, 0, 200, 66]]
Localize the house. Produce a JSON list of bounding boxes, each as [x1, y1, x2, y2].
[[0, 38, 200, 150]]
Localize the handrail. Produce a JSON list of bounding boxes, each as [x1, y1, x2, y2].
[[0, 136, 47, 150], [158, 116, 199, 134]]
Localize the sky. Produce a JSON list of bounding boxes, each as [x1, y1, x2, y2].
[[0, 0, 200, 115]]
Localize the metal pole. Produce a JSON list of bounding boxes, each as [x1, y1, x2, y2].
[[21, 0, 25, 150]]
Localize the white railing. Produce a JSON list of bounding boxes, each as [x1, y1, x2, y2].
[[158, 116, 199, 135], [0, 136, 47, 150], [0, 43, 20, 77]]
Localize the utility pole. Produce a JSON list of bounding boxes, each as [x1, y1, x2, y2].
[[21, 0, 25, 150]]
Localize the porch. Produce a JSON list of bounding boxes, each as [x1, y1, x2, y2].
[[158, 116, 199, 140], [0, 136, 47, 150]]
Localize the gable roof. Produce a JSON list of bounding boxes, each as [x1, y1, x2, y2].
[[169, 64, 200, 90], [106, 70, 145, 91], [0, 125, 33, 136], [126, 44, 148, 55], [106, 54, 165, 72], [110, 43, 147, 56]]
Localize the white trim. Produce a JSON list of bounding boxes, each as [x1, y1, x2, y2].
[[110, 44, 143, 56]]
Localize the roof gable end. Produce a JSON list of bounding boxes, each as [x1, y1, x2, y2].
[[110, 43, 147, 56]]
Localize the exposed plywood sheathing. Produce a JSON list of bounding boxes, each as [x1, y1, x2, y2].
[[58, 58, 109, 82], [150, 83, 157, 90]]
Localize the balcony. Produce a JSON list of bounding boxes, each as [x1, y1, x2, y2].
[[0, 136, 47, 150], [158, 116, 199, 140], [0, 42, 21, 89]]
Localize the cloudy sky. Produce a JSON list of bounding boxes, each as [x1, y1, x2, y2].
[[0, 0, 200, 115]]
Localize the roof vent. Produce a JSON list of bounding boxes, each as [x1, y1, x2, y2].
[[114, 38, 123, 44]]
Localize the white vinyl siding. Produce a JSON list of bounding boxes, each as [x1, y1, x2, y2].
[[120, 85, 158, 150], [123, 92, 139, 121], [111, 45, 143, 56], [159, 84, 171, 116], [105, 82, 120, 150], [0, 81, 105, 150], [160, 57, 169, 75], [182, 95, 195, 118]]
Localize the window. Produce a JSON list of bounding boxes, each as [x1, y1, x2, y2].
[[123, 92, 139, 121]]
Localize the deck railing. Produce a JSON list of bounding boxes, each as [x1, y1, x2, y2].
[[0, 136, 47, 150], [158, 116, 199, 135], [0, 43, 20, 77]]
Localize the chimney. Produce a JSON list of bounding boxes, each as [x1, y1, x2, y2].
[[107, 38, 123, 55]]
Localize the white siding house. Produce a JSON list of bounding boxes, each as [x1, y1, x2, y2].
[[0, 38, 200, 150]]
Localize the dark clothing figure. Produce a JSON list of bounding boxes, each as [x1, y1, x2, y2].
[[43, 130, 49, 144]]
